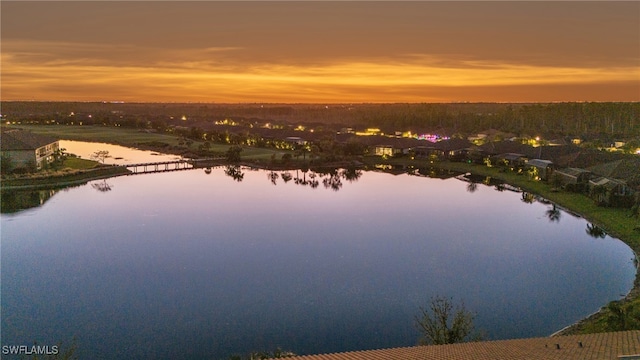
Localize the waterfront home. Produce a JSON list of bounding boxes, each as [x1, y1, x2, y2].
[[0, 127, 59, 170], [492, 153, 527, 168], [413, 145, 438, 159], [431, 138, 472, 161], [588, 159, 640, 190], [555, 168, 592, 192], [589, 176, 635, 207], [526, 159, 554, 181], [374, 144, 401, 157]]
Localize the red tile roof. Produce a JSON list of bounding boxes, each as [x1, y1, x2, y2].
[[280, 331, 640, 360]]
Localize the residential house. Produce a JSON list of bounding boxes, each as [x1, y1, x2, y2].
[[589, 176, 635, 207], [588, 158, 640, 191], [526, 159, 554, 181], [1, 128, 59, 170], [492, 153, 527, 168], [431, 139, 472, 161], [554, 167, 592, 192], [284, 136, 306, 146], [374, 144, 401, 157], [413, 145, 438, 159]]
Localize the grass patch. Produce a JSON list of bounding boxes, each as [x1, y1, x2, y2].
[[63, 157, 100, 170], [16, 125, 184, 146]]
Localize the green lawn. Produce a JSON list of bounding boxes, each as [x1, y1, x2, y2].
[[15, 125, 186, 146], [63, 157, 100, 170]]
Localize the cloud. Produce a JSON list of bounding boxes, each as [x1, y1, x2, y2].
[[2, 38, 638, 103]]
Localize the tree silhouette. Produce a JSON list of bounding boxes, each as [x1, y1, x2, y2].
[[415, 296, 480, 345], [281, 172, 292, 183], [586, 223, 607, 238], [268, 171, 279, 185], [546, 204, 561, 222], [91, 179, 112, 192], [224, 165, 244, 182], [341, 167, 362, 182], [90, 150, 111, 164]]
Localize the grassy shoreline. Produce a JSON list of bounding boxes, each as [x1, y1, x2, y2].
[[1, 165, 131, 190]]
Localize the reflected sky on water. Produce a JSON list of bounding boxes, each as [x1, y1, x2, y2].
[[60, 140, 182, 164], [1, 153, 636, 359]]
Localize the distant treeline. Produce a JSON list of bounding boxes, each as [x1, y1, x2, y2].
[[2, 102, 638, 138]]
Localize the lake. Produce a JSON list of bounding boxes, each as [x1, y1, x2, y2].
[[1, 142, 636, 359]]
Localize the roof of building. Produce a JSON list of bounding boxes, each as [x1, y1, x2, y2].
[[589, 176, 627, 189], [527, 159, 554, 168], [280, 331, 640, 360], [432, 138, 472, 152], [556, 167, 592, 177], [0, 128, 58, 151], [588, 159, 640, 182], [495, 153, 526, 161]]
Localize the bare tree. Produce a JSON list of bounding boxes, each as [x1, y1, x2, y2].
[[415, 296, 480, 345], [90, 150, 111, 164]]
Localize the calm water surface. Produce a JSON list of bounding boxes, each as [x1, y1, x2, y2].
[[1, 144, 636, 359]]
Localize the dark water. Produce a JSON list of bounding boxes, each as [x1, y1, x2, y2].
[[1, 165, 635, 359]]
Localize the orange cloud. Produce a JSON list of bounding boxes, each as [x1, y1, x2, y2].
[[2, 40, 638, 103]]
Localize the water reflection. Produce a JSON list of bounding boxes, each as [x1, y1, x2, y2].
[[224, 165, 245, 182], [1, 189, 60, 213], [341, 167, 363, 182], [546, 204, 562, 223], [260, 167, 362, 191], [586, 223, 607, 239], [2, 165, 636, 360], [60, 140, 181, 165], [91, 179, 113, 192]]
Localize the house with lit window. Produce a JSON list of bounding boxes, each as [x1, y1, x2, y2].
[[374, 144, 401, 157], [526, 159, 554, 181], [1, 128, 59, 170]]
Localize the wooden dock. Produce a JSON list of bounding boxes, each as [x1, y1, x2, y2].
[[123, 158, 225, 174]]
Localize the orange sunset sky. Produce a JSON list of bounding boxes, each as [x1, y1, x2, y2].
[[1, 1, 639, 103]]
